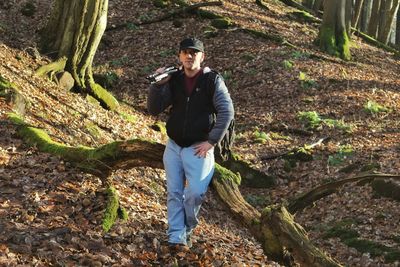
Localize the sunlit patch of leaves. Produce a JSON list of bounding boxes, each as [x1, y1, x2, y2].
[[252, 128, 270, 143], [328, 144, 353, 166], [363, 100, 391, 114], [323, 118, 354, 133], [297, 111, 354, 133], [297, 111, 322, 129], [119, 111, 137, 123], [282, 59, 293, 69], [85, 122, 101, 139], [298, 71, 316, 89], [269, 131, 291, 140]]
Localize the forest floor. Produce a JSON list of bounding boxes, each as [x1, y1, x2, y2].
[[1, 0, 400, 266]]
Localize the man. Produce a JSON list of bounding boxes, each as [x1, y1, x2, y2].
[[147, 37, 234, 248]]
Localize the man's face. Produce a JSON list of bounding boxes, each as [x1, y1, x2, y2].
[[179, 49, 204, 71]]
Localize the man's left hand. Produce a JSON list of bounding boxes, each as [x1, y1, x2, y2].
[[193, 141, 214, 158]]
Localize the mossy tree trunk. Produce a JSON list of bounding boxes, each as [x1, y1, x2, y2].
[[40, 0, 118, 110], [318, 0, 351, 60]]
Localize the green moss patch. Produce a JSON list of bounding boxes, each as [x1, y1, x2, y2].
[[89, 82, 119, 111], [289, 10, 318, 24], [102, 186, 118, 232], [324, 219, 400, 263], [371, 179, 400, 201], [198, 10, 223, 19], [222, 153, 275, 188], [0, 75, 16, 91], [211, 18, 233, 29], [214, 163, 241, 185], [151, 121, 167, 136], [7, 113, 125, 167]]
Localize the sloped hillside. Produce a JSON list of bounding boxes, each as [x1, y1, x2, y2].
[[1, 0, 400, 266]]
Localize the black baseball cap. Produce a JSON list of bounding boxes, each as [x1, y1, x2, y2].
[[179, 37, 204, 52]]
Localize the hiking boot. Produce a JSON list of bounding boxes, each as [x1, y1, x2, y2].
[[168, 242, 190, 253]]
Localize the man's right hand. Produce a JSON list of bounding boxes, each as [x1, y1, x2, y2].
[[154, 67, 171, 85]]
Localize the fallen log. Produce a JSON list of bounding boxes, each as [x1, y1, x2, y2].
[[106, 1, 223, 31], [288, 173, 400, 213], [4, 77, 341, 265], [9, 110, 342, 265]]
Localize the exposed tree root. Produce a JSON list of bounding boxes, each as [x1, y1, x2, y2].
[[102, 186, 128, 232], [219, 153, 276, 188], [35, 57, 119, 111], [1, 76, 348, 265], [35, 56, 67, 81]]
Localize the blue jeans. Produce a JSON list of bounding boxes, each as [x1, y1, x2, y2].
[[163, 139, 215, 245]]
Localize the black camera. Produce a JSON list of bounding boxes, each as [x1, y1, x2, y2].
[[146, 66, 179, 84]]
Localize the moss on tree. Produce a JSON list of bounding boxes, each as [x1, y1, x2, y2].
[[102, 186, 127, 232], [319, 25, 351, 60], [211, 18, 233, 29]]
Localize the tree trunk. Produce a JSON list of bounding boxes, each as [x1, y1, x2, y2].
[[40, 0, 119, 111], [313, 0, 323, 12], [318, 0, 351, 60], [345, 0, 353, 36], [378, 0, 388, 40], [396, 5, 400, 45], [360, 0, 373, 32], [352, 0, 365, 29], [368, 0, 381, 38], [377, 0, 400, 44], [303, 0, 315, 9]]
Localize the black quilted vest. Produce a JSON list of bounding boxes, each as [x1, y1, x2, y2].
[[166, 70, 216, 147]]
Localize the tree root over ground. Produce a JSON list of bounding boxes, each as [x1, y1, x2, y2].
[[8, 109, 342, 266], [3, 77, 344, 265]]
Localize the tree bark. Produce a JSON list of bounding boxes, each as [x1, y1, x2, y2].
[[377, 0, 400, 44], [41, 0, 118, 111], [288, 173, 400, 213], [368, 0, 381, 38], [352, 0, 365, 29], [345, 0, 353, 36], [396, 5, 400, 46], [302, 0, 315, 9], [318, 0, 351, 60], [313, 0, 323, 12], [360, 0, 373, 32]]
